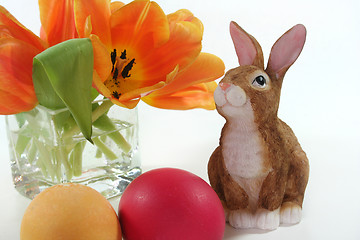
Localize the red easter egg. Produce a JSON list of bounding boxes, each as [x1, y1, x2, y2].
[[118, 168, 225, 240]]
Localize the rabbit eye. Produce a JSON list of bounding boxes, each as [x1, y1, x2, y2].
[[252, 75, 266, 88]]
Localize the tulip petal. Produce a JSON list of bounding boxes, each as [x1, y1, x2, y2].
[[142, 82, 217, 110], [110, 1, 125, 13], [136, 12, 203, 87], [92, 71, 111, 99], [167, 9, 203, 35], [0, 6, 46, 51], [114, 98, 140, 109], [119, 81, 165, 101], [0, 89, 37, 115], [93, 68, 165, 109], [152, 52, 224, 96], [111, 81, 165, 109], [90, 34, 112, 82], [0, 38, 39, 114], [111, 0, 169, 50], [39, 0, 78, 46], [74, 0, 112, 47], [112, 18, 203, 92], [107, 0, 170, 92]]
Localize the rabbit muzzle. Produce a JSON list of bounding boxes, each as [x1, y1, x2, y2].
[[214, 83, 247, 108]]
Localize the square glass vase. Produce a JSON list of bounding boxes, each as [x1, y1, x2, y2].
[[5, 99, 141, 199]]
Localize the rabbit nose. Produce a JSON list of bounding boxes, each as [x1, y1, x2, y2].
[[219, 82, 231, 91]]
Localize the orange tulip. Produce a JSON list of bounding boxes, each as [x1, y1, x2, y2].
[[0, 0, 81, 115], [74, 0, 225, 110], [0, 6, 44, 114], [38, 0, 79, 47]]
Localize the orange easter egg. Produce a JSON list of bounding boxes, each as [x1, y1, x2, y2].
[[20, 183, 122, 240]]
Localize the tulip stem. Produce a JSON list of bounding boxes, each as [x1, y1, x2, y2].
[[63, 100, 114, 140], [10, 100, 135, 184], [91, 100, 114, 122], [93, 137, 117, 160], [34, 139, 55, 180], [93, 110, 132, 153], [15, 135, 31, 156], [71, 141, 86, 177]]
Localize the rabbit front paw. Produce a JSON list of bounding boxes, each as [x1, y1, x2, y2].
[[255, 208, 280, 230], [227, 208, 280, 230], [280, 202, 302, 225], [228, 209, 254, 229]]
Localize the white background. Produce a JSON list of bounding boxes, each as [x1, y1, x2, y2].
[[0, 0, 360, 239]]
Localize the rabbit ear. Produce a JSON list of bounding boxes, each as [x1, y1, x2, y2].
[[230, 21, 264, 69], [266, 24, 306, 80]]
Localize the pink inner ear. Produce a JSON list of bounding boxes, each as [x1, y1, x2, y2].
[[268, 24, 306, 75], [230, 22, 257, 66]]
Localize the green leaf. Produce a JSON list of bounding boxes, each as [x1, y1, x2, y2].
[[33, 38, 94, 143]]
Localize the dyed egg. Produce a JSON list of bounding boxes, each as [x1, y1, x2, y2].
[[118, 168, 225, 240], [20, 183, 122, 240]]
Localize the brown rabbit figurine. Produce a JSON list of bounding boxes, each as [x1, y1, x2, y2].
[[208, 22, 309, 230]]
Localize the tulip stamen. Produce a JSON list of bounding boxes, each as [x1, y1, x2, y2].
[[113, 68, 119, 81], [120, 50, 127, 59], [112, 91, 121, 99], [111, 49, 117, 73], [106, 49, 137, 99], [121, 59, 135, 79]]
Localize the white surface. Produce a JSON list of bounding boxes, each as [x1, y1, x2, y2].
[[0, 0, 360, 239]]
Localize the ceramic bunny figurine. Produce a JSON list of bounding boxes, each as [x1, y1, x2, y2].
[[208, 22, 309, 230]]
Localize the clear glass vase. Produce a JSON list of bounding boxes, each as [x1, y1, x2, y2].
[[5, 99, 141, 199]]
